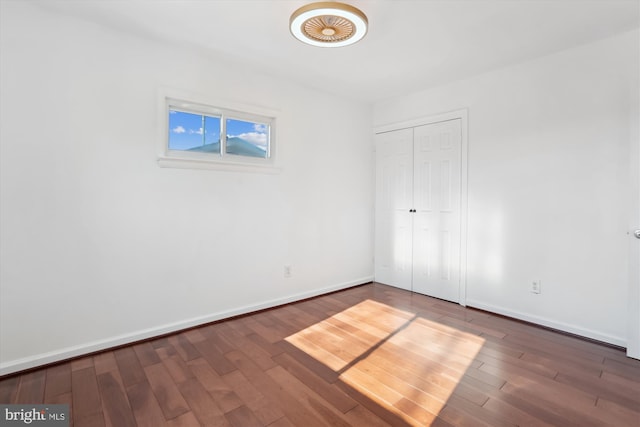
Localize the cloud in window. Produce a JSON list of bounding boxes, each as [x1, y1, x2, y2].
[[235, 132, 267, 147], [172, 126, 186, 134]]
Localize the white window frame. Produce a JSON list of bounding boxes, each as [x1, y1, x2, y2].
[[157, 89, 280, 173]]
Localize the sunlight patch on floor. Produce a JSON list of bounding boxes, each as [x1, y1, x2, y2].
[[285, 299, 485, 426]]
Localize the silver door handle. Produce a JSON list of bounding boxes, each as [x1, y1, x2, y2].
[[635, 230, 640, 239]]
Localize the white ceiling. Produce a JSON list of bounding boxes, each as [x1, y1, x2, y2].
[[35, 0, 640, 102]]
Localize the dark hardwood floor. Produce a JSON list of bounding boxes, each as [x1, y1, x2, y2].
[[1, 283, 639, 426]]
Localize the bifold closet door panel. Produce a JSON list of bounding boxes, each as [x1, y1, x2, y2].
[[412, 120, 462, 302], [374, 128, 413, 290]]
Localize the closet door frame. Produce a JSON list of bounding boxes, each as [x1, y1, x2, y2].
[[374, 109, 469, 306]]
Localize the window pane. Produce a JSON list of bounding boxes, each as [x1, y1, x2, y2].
[[168, 109, 221, 154], [225, 118, 269, 159]]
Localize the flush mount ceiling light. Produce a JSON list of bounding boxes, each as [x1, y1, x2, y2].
[[290, 2, 368, 47]]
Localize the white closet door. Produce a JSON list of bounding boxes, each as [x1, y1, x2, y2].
[[412, 120, 462, 302], [374, 128, 414, 290]]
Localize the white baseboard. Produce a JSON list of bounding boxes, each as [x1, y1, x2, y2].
[[0, 276, 373, 376], [466, 299, 626, 348]]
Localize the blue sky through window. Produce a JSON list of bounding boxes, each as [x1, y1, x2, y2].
[[169, 110, 268, 158], [226, 118, 268, 154], [168, 110, 220, 151]]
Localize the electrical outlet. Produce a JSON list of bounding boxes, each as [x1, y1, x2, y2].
[[531, 281, 541, 294], [284, 265, 292, 278]]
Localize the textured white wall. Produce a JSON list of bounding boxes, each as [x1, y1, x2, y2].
[[374, 30, 639, 346], [0, 2, 374, 374]]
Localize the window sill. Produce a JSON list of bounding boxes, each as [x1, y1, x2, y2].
[[157, 155, 282, 174]]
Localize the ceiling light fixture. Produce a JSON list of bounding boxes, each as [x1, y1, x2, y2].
[[290, 2, 368, 47]]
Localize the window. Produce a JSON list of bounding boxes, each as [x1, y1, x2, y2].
[[224, 118, 269, 159], [158, 96, 277, 172], [169, 110, 221, 154]]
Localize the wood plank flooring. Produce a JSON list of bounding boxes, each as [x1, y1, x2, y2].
[[1, 283, 639, 426]]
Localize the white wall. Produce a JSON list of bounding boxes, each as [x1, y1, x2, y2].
[[0, 2, 374, 374], [374, 30, 639, 346]]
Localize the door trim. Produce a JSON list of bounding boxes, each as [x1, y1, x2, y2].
[[374, 109, 469, 306], [628, 81, 640, 359]]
